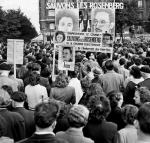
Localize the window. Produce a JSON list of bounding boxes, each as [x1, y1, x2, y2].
[[48, 10, 55, 17], [138, 0, 143, 8]]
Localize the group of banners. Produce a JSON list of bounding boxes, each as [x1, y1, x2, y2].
[[53, 6, 115, 72]]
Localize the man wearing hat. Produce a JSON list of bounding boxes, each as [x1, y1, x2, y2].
[[0, 62, 18, 91], [138, 66, 150, 90], [0, 89, 25, 141], [56, 104, 94, 143], [11, 91, 35, 138], [92, 67, 102, 84]]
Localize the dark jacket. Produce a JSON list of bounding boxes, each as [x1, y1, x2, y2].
[[11, 107, 35, 138], [0, 108, 25, 141], [17, 134, 68, 143], [50, 86, 76, 104], [83, 120, 118, 143]]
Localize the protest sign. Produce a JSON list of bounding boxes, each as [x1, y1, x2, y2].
[[7, 39, 24, 78], [7, 39, 24, 65], [57, 44, 75, 71]]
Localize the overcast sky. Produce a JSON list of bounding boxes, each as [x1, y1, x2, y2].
[[0, 0, 40, 33]]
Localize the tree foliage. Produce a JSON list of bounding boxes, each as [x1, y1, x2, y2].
[[0, 8, 37, 43], [115, 0, 140, 36]]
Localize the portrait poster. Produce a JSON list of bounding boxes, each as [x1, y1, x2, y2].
[[91, 8, 115, 35], [55, 9, 79, 32], [58, 44, 75, 71]]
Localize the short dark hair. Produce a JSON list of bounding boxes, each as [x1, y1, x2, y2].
[[130, 66, 142, 79], [34, 101, 60, 128], [134, 57, 142, 66], [28, 72, 40, 86], [137, 102, 150, 134], [63, 47, 72, 54], [122, 104, 138, 125], [107, 91, 123, 109], [103, 33, 113, 40], [32, 63, 41, 71], [119, 58, 126, 66], [105, 60, 114, 70], [55, 31, 65, 42]]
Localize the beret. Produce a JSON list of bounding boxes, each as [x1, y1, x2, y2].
[[0, 63, 11, 71], [12, 91, 27, 102]]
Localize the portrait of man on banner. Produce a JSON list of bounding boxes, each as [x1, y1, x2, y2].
[[91, 9, 115, 34], [55, 9, 79, 32], [102, 32, 113, 47], [58, 45, 75, 71]]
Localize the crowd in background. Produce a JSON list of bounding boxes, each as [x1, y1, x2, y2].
[[0, 40, 150, 143]]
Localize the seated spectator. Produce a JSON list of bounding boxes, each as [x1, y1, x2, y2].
[[18, 101, 68, 143], [56, 104, 94, 143], [107, 91, 126, 130], [117, 104, 138, 143], [134, 86, 150, 107], [11, 91, 35, 138], [135, 102, 150, 143], [83, 95, 118, 143], [50, 73, 75, 105]]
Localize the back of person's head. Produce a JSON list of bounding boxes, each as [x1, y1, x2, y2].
[[81, 76, 91, 92], [68, 104, 89, 128], [54, 73, 68, 88], [122, 104, 138, 125], [130, 66, 142, 79], [88, 83, 104, 97], [86, 52, 92, 60], [34, 101, 60, 128], [134, 57, 142, 66], [107, 91, 123, 109], [68, 70, 77, 78], [135, 87, 150, 105], [28, 71, 40, 86], [105, 60, 114, 70], [137, 102, 150, 134], [119, 58, 126, 66], [1, 85, 13, 97], [32, 63, 41, 72], [36, 53, 43, 61], [124, 61, 133, 70], [88, 95, 111, 123], [27, 62, 33, 71], [0, 89, 11, 108]]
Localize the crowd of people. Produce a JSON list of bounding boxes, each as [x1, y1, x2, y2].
[[0, 40, 150, 143]]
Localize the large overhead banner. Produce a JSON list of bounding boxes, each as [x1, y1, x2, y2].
[[49, 0, 123, 73]]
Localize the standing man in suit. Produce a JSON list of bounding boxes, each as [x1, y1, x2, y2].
[[17, 100, 68, 143]]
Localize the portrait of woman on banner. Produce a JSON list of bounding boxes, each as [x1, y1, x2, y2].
[[55, 31, 66, 43]]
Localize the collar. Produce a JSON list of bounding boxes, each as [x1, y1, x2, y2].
[[35, 131, 55, 136], [106, 70, 115, 74]]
